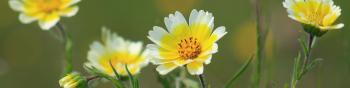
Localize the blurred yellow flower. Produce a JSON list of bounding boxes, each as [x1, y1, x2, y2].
[[147, 9, 227, 75], [85, 27, 149, 76], [59, 72, 86, 88], [8, 0, 80, 30], [283, 0, 343, 36]]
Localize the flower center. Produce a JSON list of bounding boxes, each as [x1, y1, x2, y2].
[[306, 11, 324, 26], [37, 0, 62, 13], [177, 37, 201, 59]]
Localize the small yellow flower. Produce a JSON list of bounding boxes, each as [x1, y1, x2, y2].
[[147, 9, 227, 75], [85, 27, 149, 76], [9, 0, 80, 30], [59, 72, 86, 88], [283, 0, 344, 36]]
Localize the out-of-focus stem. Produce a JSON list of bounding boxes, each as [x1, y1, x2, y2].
[[56, 22, 73, 75], [253, 0, 263, 87]]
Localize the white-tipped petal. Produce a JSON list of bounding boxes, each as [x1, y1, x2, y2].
[[148, 26, 169, 46], [9, 0, 23, 11], [189, 9, 198, 26], [320, 23, 344, 30], [186, 61, 204, 75], [156, 63, 178, 75], [38, 14, 60, 30], [60, 6, 79, 17], [68, 0, 81, 6], [128, 41, 143, 55], [19, 13, 36, 24], [211, 26, 227, 42], [164, 11, 188, 32]]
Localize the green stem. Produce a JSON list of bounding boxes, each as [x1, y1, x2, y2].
[[125, 65, 139, 88], [298, 35, 315, 80], [56, 22, 73, 75], [224, 55, 254, 88], [198, 74, 206, 88], [253, 0, 263, 87]]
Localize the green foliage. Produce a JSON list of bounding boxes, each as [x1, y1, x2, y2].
[[125, 65, 139, 88], [224, 55, 254, 88], [84, 64, 125, 88]]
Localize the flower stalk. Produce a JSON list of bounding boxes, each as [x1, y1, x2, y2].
[[253, 0, 263, 87], [198, 74, 206, 88], [56, 22, 73, 75]]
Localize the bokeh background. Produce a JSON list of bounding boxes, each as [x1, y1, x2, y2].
[[0, 0, 349, 88]]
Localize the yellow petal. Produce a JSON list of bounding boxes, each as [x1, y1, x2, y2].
[[186, 61, 204, 75], [156, 63, 178, 75], [38, 12, 60, 30], [60, 6, 79, 17]]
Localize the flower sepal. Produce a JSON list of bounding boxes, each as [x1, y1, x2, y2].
[[302, 24, 328, 37]]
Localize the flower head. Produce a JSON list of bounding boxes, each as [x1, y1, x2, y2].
[[147, 9, 227, 75], [283, 0, 343, 36], [59, 72, 86, 88], [9, 0, 80, 30], [85, 27, 149, 76]]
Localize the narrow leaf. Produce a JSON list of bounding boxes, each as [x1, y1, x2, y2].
[[125, 65, 139, 88], [109, 59, 121, 79], [224, 55, 254, 88]]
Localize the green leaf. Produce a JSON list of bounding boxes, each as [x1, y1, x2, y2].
[[125, 65, 139, 88], [291, 53, 302, 88], [224, 55, 254, 88], [83, 64, 125, 88], [306, 58, 323, 70], [298, 38, 308, 56], [109, 59, 121, 79]]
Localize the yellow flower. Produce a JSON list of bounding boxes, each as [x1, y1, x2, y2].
[[59, 72, 86, 88], [85, 27, 149, 76], [283, 0, 343, 36], [9, 0, 80, 30], [147, 9, 227, 75]]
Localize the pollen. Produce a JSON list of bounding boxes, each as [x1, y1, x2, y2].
[[177, 37, 201, 59], [37, 0, 62, 13]]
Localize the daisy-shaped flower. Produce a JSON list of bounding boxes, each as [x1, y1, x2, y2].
[[85, 28, 149, 76], [283, 0, 343, 36], [147, 9, 227, 75], [9, 0, 80, 30], [59, 72, 86, 88]]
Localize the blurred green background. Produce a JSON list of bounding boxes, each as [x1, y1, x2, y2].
[[0, 0, 349, 88]]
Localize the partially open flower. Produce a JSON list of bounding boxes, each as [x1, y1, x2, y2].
[[85, 27, 149, 76], [59, 72, 86, 88], [147, 9, 227, 75], [8, 0, 80, 30], [283, 0, 344, 36]]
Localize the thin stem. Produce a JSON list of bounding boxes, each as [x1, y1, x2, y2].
[[224, 55, 254, 88], [56, 22, 73, 75], [198, 74, 206, 88], [299, 35, 315, 79], [253, 0, 263, 87], [87, 76, 99, 82]]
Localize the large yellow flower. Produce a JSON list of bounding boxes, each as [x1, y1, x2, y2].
[[147, 9, 227, 75], [9, 0, 80, 30], [283, 0, 343, 35], [85, 28, 149, 76]]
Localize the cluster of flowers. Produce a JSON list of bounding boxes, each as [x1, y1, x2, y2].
[[8, 0, 343, 88]]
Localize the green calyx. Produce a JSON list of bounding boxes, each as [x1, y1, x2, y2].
[[302, 24, 328, 37]]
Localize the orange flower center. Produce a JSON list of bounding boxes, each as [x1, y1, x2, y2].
[[177, 37, 201, 59], [36, 0, 62, 13]]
